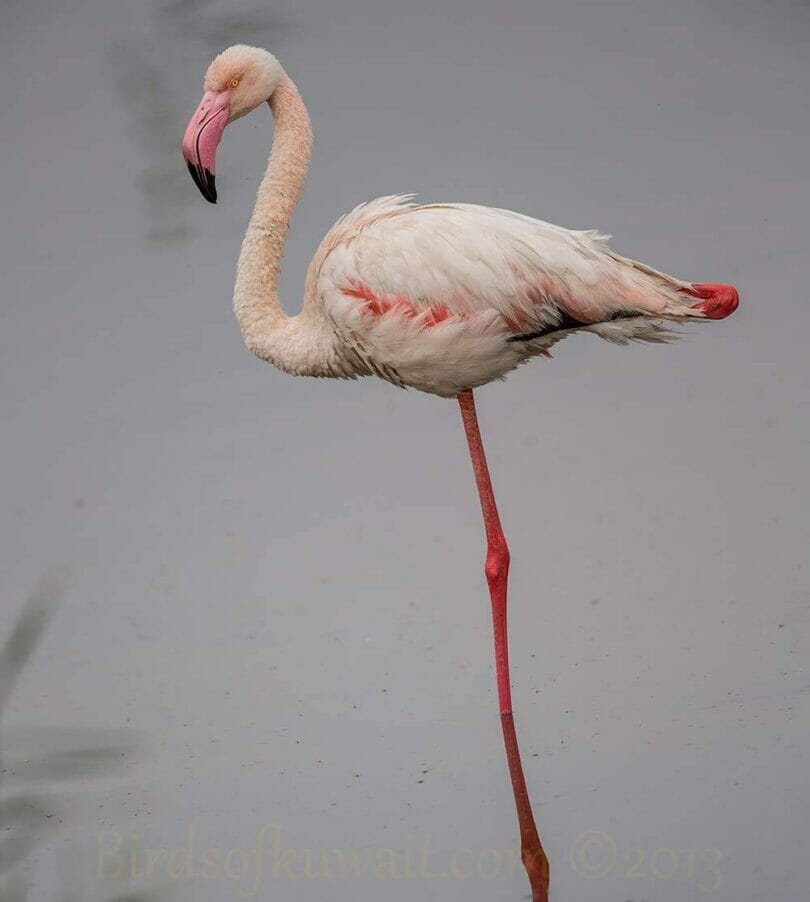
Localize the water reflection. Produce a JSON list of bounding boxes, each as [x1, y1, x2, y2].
[[109, 0, 297, 247], [0, 571, 149, 901]]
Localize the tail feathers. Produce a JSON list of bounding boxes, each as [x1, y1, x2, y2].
[[588, 318, 681, 346], [590, 281, 738, 348], [519, 279, 738, 356], [682, 283, 740, 320]]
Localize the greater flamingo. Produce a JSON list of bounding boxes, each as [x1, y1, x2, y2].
[[181, 45, 739, 901]]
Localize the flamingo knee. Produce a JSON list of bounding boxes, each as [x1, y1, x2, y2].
[[485, 541, 510, 589]]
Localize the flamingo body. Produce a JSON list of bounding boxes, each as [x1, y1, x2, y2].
[[311, 195, 736, 396], [181, 45, 739, 902]]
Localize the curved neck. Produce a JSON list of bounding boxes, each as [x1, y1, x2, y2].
[[233, 75, 320, 371]]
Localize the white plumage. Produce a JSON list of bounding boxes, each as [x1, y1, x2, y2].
[[313, 195, 708, 396]]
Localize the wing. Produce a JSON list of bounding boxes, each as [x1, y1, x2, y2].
[[305, 197, 703, 396], [312, 198, 699, 339]]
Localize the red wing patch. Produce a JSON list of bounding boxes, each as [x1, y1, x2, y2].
[[342, 280, 453, 327], [341, 279, 560, 336]]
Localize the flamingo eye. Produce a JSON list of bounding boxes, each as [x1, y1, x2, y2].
[[228, 77, 240, 89]]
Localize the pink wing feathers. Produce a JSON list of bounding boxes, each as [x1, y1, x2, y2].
[[306, 196, 737, 396], [316, 198, 733, 330]]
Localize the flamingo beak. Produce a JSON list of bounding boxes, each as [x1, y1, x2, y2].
[[181, 90, 231, 204]]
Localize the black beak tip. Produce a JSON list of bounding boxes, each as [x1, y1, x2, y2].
[[186, 160, 217, 204], [204, 171, 217, 204]]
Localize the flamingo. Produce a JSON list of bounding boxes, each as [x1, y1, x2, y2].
[[181, 45, 739, 902]]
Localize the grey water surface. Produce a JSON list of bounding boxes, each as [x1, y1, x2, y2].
[[2, 0, 809, 899]]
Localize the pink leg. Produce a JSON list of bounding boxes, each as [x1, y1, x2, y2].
[[458, 389, 550, 902]]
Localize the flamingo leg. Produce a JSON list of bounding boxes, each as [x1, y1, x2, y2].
[[457, 389, 550, 902]]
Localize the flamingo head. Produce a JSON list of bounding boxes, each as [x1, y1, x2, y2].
[[182, 45, 284, 203]]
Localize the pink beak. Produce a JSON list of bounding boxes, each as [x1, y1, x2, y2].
[[181, 90, 231, 203]]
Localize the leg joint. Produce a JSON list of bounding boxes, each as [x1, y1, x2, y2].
[[484, 541, 510, 585]]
